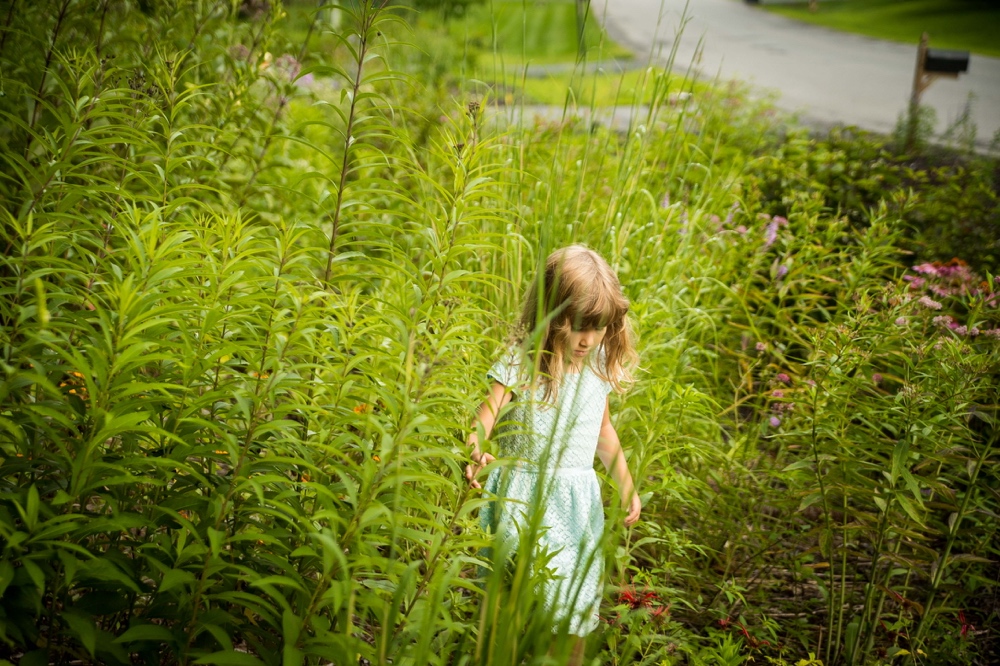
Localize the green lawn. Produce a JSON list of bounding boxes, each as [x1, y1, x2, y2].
[[766, 0, 1000, 57], [451, 0, 633, 64]]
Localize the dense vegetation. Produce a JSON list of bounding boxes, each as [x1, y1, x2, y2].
[[1, 1, 998, 665]]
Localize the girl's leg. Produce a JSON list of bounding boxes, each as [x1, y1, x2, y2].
[[546, 636, 585, 666], [567, 636, 585, 666]]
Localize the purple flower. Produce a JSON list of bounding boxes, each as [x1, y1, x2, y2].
[[229, 44, 251, 61], [894, 317, 908, 326], [755, 342, 766, 352], [724, 202, 738, 226], [918, 296, 943, 310], [872, 373, 883, 384], [273, 54, 301, 82], [776, 265, 789, 279], [773, 216, 789, 227], [763, 219, 778, 247], [776, 373, 791, 384], [769, 416, 781, 428], [660, 193, 671, 209], [913, 263, 939, 276]]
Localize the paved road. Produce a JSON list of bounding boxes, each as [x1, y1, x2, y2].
[[597, 0, 1000, 150]]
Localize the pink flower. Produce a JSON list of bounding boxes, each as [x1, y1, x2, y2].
[[983, 328, 1000, 339], [773, 216, 789, 227], [772, 390, 784, 398], [872, 373, 883, 384], [660, 193, 671, 209], [776, 373, 791, 384], [894, 317, 908, 326], [913, 263, 939, 275], [755, 342, 766, 352], [918, 296, 942, 310], [769, 416, 781, 428], [805, 379, 816, 387], [736, 225, 748, 235], [933, 315, 954, 327]]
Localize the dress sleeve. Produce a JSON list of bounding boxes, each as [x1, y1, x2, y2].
[[487, 349, 521, 388]]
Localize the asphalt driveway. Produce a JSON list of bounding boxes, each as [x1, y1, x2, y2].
[[598, 0, 1000, 150]]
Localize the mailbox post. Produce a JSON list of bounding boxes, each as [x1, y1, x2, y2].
[[906, 33, 970, 151]]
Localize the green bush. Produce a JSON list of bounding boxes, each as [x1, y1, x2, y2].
[[1, 1, 997, 664]]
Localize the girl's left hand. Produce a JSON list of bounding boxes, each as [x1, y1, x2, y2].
[[465, 451, 496, 489], [623, 493, 641, 526]]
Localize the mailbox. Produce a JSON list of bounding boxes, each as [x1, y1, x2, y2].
[[924, 48, 970, 74]]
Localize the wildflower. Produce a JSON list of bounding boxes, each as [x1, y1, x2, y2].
[[912, 263, 939, 276], [918, 296, 942, 310], [932, 315, 954, 327], [805, 379, 816, 387], [755, 342, 766, 352], [894, 316, 908, 326], [617, 585, 657, 610], [872, 373, 883, 384], [763, 218, 778, 247], [959, 610, 974, 639], [272, 54, 301, 82], [769, 416, 781, 428], [660, 193, 670, 209], [982, 328, 1000, 339], [736, 225, 748, 235], [772, 390, 784, 398], [229, 44, 251, 61], [724, 202, 738, 226], [776, 265, 789, 279], [776, 372, 791, 384]]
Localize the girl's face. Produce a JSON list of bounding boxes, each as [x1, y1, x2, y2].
[[566, 325, 607, 364]]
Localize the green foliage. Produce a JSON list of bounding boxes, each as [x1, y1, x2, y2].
[[445, 0, 632, 63], [765, 0, 1000, 58], [0, 0, 998, 664]]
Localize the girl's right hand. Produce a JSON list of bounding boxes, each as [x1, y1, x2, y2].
[[465, 451, 496, 489]]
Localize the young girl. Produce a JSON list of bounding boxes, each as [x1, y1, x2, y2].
[[465, 245, 641, 662]]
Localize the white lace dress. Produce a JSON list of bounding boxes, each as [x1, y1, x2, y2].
[[479, 351, 611, 636]]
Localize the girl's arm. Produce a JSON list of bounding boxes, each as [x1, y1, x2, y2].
[[464, 381, 512, 489], [596, 397, 641, 526]]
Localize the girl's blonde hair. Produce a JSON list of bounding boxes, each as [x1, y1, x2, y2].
[[519, 245, 637, 401]]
